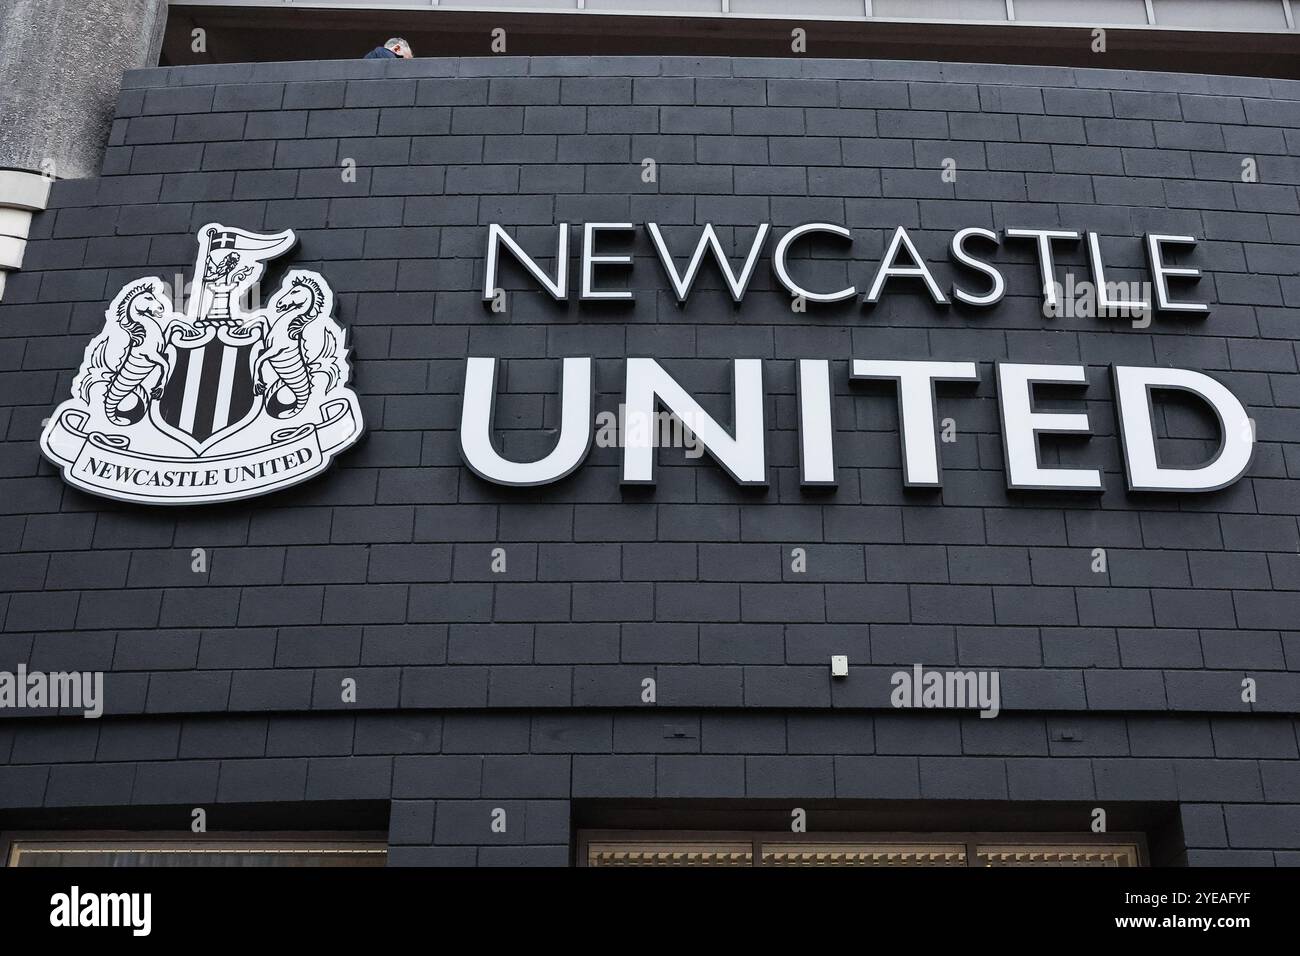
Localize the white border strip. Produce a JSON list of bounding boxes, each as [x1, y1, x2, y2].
[[167, 0, 1300, 34], [0, 169, 52, 303]]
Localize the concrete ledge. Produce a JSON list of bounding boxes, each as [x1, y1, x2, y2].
[[0, 235, 26, 270], [0, 206, 34, 239], [0, 169, 53, 211]]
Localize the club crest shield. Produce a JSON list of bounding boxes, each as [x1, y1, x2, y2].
[[40, 224, 364, 505], [153, 325, 264, 453]]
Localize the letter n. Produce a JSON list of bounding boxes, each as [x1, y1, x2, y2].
[[622, 358, 766, 485]]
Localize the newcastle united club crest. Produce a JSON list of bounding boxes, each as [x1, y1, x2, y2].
[[40, 224, 364, 505]]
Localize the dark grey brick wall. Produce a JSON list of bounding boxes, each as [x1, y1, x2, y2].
[[1, 55, 1299, 866]]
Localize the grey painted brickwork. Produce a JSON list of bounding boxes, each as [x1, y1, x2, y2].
[[1, 55, 1299, 866]]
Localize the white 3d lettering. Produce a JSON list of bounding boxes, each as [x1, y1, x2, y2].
[[464, 223, 1250, 495]]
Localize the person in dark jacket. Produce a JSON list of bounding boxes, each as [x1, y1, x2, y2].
[[364, 38, 413, 60]]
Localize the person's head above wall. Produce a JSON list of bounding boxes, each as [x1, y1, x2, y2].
[[384, 37, 414, 59]]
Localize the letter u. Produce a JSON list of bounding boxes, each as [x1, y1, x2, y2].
[[459, 356, 593, 486]]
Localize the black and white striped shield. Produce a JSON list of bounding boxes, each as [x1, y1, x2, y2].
[[154, 326, 264, 452]]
